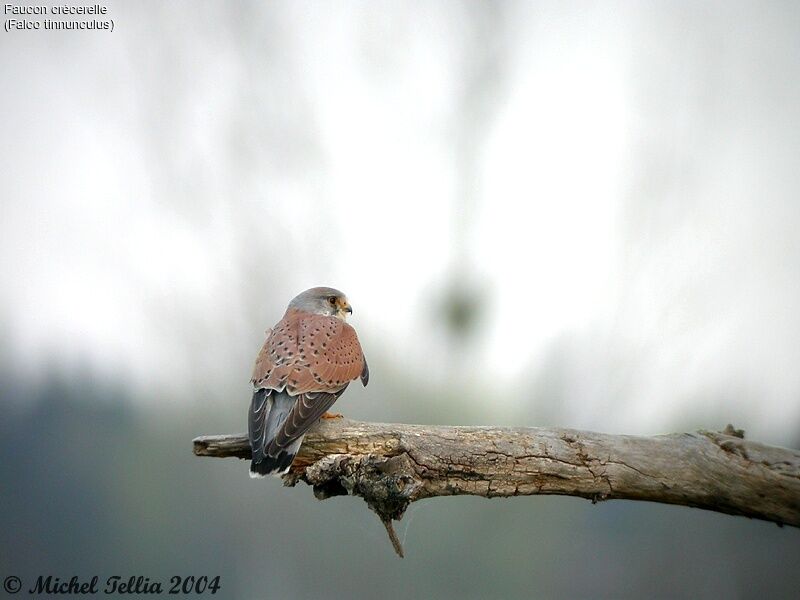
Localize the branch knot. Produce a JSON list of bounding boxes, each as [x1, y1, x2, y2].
[[295, 452, 422, 522]]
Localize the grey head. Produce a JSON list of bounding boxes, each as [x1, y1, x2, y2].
[[288, 286, 353, 320]]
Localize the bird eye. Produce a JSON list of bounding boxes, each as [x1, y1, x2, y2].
[[328, 296, 337, 305]]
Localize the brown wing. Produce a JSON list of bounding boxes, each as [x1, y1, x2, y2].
[[265, 390, 344, 457], [251, 308, 366, 395]]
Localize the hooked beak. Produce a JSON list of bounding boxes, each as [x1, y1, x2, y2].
[[337, 298, 353, 317]]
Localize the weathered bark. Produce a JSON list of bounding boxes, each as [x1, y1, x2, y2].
[[193, 420, 800, 554]]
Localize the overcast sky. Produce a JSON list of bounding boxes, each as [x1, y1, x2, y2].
[[2, 1, 799, 443]]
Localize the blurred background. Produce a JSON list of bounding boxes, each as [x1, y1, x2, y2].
[[2, 1, 800, 598]]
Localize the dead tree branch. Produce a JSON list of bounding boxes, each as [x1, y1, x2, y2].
[[193, 419, 800, 556]]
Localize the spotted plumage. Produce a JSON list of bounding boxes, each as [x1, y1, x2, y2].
[[248, 287, 368, 476]]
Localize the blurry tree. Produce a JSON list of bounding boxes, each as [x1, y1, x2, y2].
[[436, 1, 510, 361]]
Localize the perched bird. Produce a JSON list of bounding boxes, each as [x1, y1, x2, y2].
[[248, 287, 368, 476]]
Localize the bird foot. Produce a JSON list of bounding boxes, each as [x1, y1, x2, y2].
[[321, 412, 343, 419]]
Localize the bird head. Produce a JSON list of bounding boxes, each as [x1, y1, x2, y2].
[[289, 286, 353, 320]]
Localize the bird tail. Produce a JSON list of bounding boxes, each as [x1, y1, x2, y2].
[[248, 389, 303, 477]]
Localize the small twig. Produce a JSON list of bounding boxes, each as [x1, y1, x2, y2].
[[381, 518, 404, 558]]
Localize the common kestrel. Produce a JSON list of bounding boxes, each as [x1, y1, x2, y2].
[[248, 287, 368, 476]]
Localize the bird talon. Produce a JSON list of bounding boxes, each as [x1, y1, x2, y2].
[[321, 412, 343, 419]]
